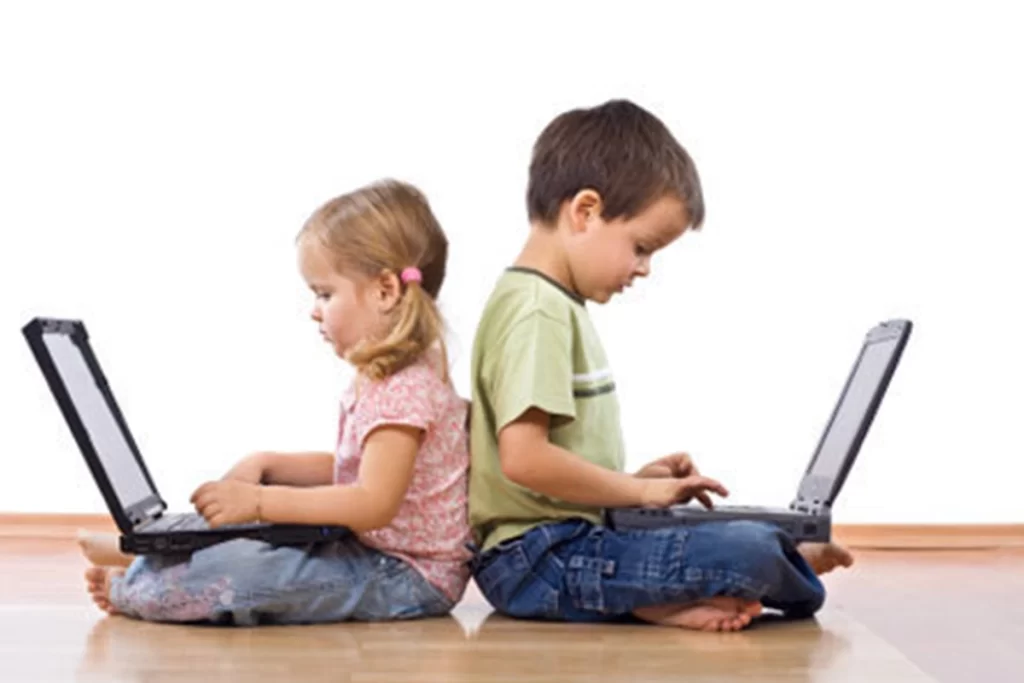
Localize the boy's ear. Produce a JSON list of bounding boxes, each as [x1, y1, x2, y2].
[[566, 189, 604, 234], [374, 270, 402, 313]]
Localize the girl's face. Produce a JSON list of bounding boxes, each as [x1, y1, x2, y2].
[[298, 238, 387, 360]]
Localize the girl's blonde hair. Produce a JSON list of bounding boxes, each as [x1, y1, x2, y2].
[[299, 179, 449, 382]]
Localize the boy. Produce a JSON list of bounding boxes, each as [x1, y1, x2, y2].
[[468, 99, 853, 632]]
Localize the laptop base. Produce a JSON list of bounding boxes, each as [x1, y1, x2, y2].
[[605, 505, 832, 543], [122, 524, 352, 555]]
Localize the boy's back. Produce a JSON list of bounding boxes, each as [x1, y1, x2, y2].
[[469, 267, 624, 551]]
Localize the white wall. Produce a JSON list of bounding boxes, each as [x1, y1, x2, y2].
[[1, 2, 1021, 523]]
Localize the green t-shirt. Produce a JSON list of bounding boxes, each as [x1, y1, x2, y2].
[[468, 268, 626, 551]]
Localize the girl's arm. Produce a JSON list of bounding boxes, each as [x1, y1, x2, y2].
[[257, 425, 420, 532], [223, 452, 335, 487]]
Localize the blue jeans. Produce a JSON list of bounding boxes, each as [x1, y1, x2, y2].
[[471, 519, 825, 622], [109, 536, 454, 626]]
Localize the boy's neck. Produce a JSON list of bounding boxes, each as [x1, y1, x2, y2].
[[512, 224, 579, 297]]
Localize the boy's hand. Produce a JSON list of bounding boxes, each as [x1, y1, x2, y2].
[[190, 480, 261, 528], [635, 452, 699, 479], [638, 475, 728, 509], [635, 452, 716, 509]]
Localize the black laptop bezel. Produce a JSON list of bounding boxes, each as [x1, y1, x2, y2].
[[793, 319, 913, 511], [22, 317, 167, 532]]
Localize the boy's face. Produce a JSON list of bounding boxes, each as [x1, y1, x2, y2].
[[565, 193, 690, 304]]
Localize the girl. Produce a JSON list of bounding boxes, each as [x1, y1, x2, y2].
[[79, 179, 473, 625]]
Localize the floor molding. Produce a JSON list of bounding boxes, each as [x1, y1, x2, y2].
[[833, 524, 1024, 550], [1, 513, 1021, 549]]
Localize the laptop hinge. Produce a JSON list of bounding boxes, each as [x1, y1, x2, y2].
[[128, 504, 163, 526], [790, 498, 830, 516]]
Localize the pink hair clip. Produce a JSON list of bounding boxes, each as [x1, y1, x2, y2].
[[400, 267, 422, 284]]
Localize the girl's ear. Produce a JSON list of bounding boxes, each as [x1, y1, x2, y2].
[[374, 270, 402, 314]]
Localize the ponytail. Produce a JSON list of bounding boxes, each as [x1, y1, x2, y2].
[[346, 276, 448, 382]]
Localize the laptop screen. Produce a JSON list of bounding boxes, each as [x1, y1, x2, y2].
[[804, 329, 905, 494], [41, 332, 157, 512]]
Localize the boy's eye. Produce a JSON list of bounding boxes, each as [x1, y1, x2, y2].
[[635, 244, 651, 256]]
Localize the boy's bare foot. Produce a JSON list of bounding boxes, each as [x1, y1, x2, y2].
[[634, 597, 762, 632], [798, 542, 854, 575], [77, 531, 133, 568], [85, 566, 125, 615]]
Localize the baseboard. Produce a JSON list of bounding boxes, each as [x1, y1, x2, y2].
[[832, 524, 1024, 550], [0, 513, 117, 539], [1, 513, 1021, 549]]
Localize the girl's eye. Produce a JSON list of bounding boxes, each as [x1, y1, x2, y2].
[[635, 244, 651, 256]]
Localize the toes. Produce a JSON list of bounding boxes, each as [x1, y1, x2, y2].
[[84, 568, 104, 590], [704, 619, 724, 632], [741, 601, 763, 618]]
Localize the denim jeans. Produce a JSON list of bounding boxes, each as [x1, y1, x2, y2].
[[109, 536, 454, 626], [471, 518, 825, 622]]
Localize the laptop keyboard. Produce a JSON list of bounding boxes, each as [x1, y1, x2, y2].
[[143, 513, 266, 532], [147, 513, 210, 532]]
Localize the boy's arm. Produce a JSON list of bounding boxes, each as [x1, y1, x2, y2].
[[500, 409, 728, 508], [500, 408, 646, 507], [192, 426, 420, 532]]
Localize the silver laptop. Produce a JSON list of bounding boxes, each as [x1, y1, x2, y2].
[[605, 318, 912, 542]]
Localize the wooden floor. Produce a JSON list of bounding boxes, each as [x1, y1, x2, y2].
[[1, 536, 1021, 682]]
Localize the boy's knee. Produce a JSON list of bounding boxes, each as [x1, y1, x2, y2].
[[709, 520, 790, 576], [715, 520, 784, 548]]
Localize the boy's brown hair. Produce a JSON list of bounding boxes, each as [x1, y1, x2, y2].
[[526, 99, 705, 229]]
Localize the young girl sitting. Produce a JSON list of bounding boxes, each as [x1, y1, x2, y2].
[[78, 179, 472, 625]]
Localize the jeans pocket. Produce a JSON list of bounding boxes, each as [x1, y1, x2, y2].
[[473, 541, 527, 605], [565, 555, 617, 612], [562, 529, 619, 614], [474, 540, 562, 620]]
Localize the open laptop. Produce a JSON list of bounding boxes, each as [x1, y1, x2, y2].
[[22, 317, 351, 555], [606, 318, 913, 542]]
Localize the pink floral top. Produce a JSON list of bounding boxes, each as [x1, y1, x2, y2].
[[334, 355, 472, 603]]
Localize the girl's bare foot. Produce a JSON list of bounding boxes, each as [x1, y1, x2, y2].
[[77, 531, 133, 568], [85, 566, 125, 615], [634, 597, 762, 632], [798, 542, 854, 575]]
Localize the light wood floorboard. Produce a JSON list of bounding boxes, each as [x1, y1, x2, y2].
[[2, 536, 1021, 682]]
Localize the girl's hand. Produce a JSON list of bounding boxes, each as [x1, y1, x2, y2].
[[190, 480, 261, 528], [638, 475, 728, 509]]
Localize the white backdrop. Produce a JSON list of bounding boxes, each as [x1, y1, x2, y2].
[[2, 2, 1021, 523]]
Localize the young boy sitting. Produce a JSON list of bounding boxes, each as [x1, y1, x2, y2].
[[467, 99, 853, 632]]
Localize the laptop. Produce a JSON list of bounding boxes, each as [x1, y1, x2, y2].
[[22, 317, 351, 555], [606, 318, 913, 542]]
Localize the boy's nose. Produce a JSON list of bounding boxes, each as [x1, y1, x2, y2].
[[635, 257, 651, 277]]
